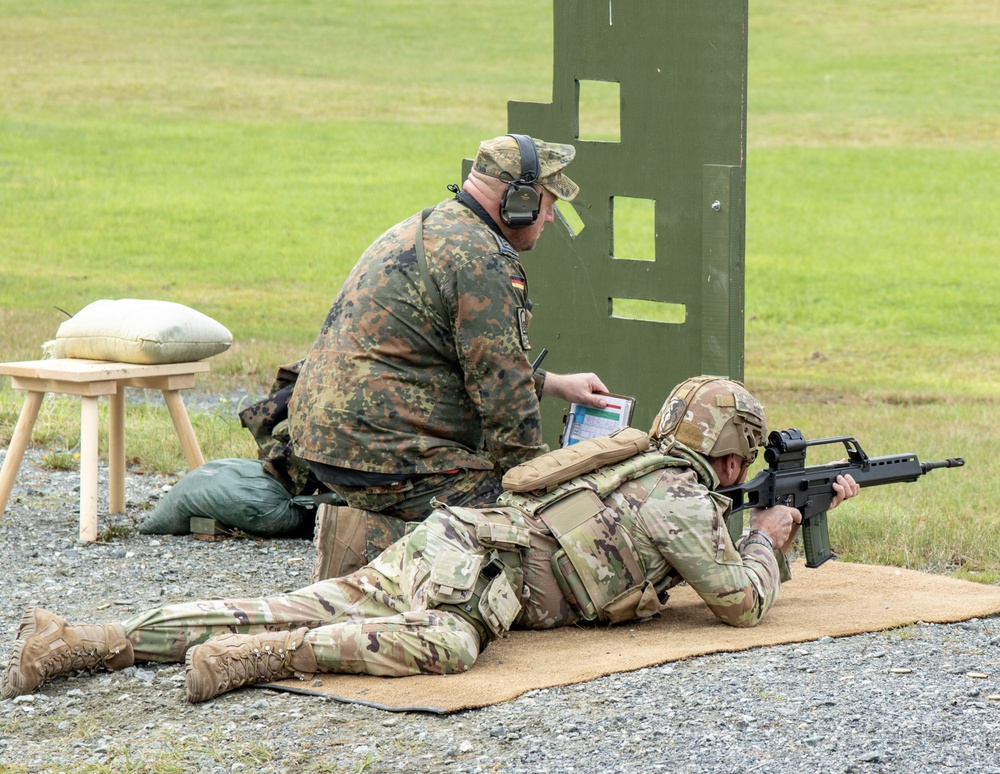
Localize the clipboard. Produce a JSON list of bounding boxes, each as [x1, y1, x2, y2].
[[560, 393, 636, 447]]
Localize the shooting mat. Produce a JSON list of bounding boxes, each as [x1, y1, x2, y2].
[[260, 561, 1000, 713]]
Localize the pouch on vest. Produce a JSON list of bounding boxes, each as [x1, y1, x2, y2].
[[539, 489, 647, 623], [428, 550, 484, 606], [498, 448, 687, 522], [439, 504, 532, 551], [477, 521, 531, 550], [479, 572, 522, 637], [602, 580, 663, 624], [502, 427, 650, 494], [551, 549, 600, 621]]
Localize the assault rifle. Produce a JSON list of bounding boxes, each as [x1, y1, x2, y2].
[[717, 428, 965, 568]]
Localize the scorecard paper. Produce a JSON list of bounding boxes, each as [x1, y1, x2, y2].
[[560, 393, 636, 447]]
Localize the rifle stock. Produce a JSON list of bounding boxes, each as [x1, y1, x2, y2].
[[717, 428, 965, 568]]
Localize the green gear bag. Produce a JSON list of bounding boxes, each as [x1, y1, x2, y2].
[[139, 458, 312, 538]]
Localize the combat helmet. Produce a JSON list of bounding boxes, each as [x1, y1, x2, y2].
[[650, 375, 767, 463]]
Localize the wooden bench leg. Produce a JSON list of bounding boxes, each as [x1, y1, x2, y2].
[[162, 389, 205, 470], [79, 395, 100, 542], [0, 391, 45, 522], [109, 389, 126, 514]]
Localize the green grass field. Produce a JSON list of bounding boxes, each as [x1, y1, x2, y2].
[[2, 1, 997, 577]]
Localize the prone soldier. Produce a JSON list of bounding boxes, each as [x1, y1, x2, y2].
[[2, 376, 860, 704]]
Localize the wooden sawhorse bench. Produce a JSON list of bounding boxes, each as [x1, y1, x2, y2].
[[0, 358, 209, 542]]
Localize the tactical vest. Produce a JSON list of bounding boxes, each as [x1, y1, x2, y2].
[[498, 447, 691, 624]]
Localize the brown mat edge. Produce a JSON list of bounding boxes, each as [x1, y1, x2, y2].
[[256, 682, 451, 714]]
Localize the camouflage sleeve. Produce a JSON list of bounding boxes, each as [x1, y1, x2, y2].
[[641, 482, 783, 627], [447, 251, 547, 472]]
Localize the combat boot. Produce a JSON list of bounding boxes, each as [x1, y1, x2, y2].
[[184, 627, 317, 703], [1, 608, 134, 699]]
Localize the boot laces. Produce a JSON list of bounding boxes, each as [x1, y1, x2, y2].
[[39, 644, 120, 680], [215, 643, 291, 692]]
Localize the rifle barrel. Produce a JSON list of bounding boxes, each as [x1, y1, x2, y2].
[[921, 457, 965, 472]]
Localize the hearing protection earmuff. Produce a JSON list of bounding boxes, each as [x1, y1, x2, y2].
[[499, 134, 541, 228]]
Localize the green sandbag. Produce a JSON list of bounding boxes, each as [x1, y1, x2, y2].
[[139, 458, 310, 537]]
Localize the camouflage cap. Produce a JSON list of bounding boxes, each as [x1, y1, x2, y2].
[[473, 135, 579, 202]]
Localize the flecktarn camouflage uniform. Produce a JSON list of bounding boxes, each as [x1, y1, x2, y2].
[[281, 136, 575, 528], [121, 443, 782, 676], [289, 197, 547, 482]]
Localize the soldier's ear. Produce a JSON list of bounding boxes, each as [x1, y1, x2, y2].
[[711, 453, 745, 487]]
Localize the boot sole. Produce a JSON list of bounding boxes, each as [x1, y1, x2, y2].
[[1, 608, 42, 699], [184, 644, 212, 703]]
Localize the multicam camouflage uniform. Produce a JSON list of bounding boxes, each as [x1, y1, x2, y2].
[[287, 196, 548, 520], [121, 442, 782, 676]]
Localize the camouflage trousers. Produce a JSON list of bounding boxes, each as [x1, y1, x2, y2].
[[122, 508, 540, 677]]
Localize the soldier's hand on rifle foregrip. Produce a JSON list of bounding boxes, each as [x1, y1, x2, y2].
[[829, 474, 861, 510]]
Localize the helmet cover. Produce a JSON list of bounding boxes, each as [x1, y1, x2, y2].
[[650, 376, 767, 464]]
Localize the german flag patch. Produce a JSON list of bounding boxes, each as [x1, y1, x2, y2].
[[510, 276, 526, 291]]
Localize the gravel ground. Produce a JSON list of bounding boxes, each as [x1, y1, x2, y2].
[[1, 447, 999, 773]]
